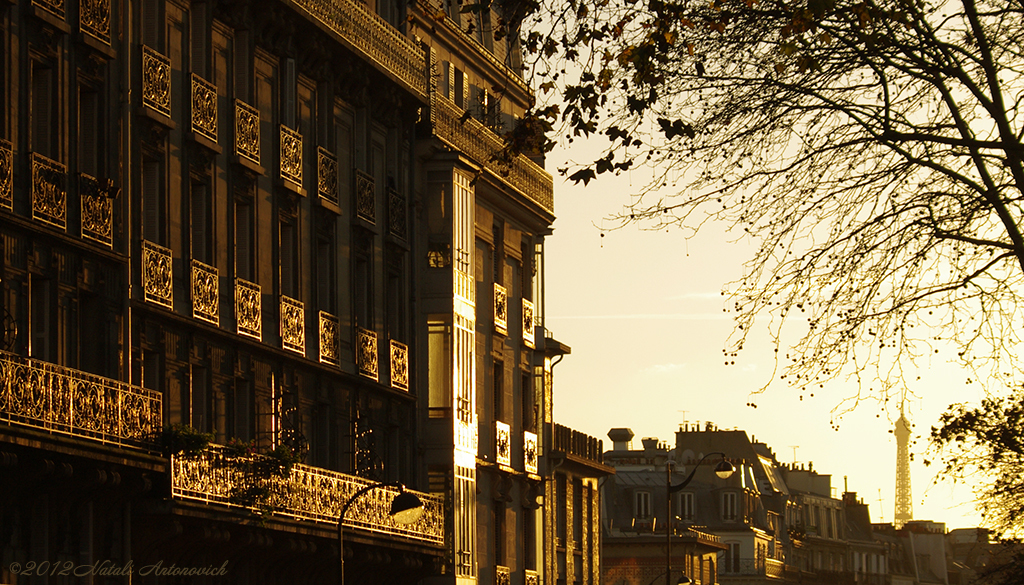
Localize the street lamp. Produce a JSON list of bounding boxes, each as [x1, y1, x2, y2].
[[665, 452, 734, 585], [338, 483, 424, 585]]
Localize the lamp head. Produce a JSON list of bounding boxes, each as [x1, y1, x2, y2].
[[714, 459, 735, 480], [676, 574, 693, 585], [389, 488, 424, 524]]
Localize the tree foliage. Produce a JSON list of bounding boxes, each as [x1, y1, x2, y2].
[[931, 394, 1024, 534], [516, 0, 1024, 410]]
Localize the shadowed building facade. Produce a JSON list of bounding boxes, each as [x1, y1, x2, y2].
[[0, 0, 594, 583]]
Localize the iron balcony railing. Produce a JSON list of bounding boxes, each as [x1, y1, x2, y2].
[[171, 444, 444, 545], [721, 558, 785, 579], [289, 0, 428, 100], [0, 350, 162, 450], [431, 94, 554, 215]]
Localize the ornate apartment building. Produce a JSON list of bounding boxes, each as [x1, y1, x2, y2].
[[0, 0, 602, 584]]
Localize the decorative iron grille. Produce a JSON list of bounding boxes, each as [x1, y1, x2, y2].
[[522, 298, 535, 348], [171, 444, 444, 543], [493, 284, 508, 335], [356, 328, 378, 381], [235, 278, 261, 340], [79, 173, 113, 247], [31, 153, 66, 230], [390, 339, 408, 391], [1, 139, 13, 211], [388, 186, 406, 239], [142, 46, 171, 118], [524, 431, 538, 474], [317, 147, 338, 204], [495, 421, 511, 467], [355, 170, 375, 223], [280, 296, 305, 355], [495, 566, 511, 585], [142, 240, 173, 308], [191, 74, 218, 143], [525, 570, 540, 585], [234, 100, 260, 165], [0, 350, 162, 450], [191, 260, 219, 325], [280, 125, 302, 186], [80, 0, 110, 45], [318, 311, 339, 365], [32, 0, 65, 21]]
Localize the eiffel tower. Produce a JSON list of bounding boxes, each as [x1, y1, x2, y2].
[[894, 409, 913, 528]]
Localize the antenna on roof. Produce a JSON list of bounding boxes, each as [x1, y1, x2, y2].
[[789, 446, 799, 464]]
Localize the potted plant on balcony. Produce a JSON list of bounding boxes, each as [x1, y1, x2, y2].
[[220, 439, 301, 512], [158, 424, 213, 459]]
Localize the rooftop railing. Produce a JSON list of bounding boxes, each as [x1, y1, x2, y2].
[[0, 350, 162, 451], [553, 423, 604, 464]]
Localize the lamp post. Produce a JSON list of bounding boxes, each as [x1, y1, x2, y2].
[[666, 452, 734, 585], [338, 483, 424, 585]]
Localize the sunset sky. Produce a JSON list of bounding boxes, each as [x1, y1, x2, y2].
[[542, 145, 988, 531]]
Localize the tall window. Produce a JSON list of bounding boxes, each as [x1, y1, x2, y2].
[[31, 61, 58, 158], [30, 276, 52, 360], [234, 195, 254, 280], [725, 542, 740, 573], [521, 370, 534, 431], [191, 365, 211, 432], [316, 217, 337, 315], [279, 213, 298, 297], [678, 491, 695, 521], [229, 378, 253, 441], [722, 492, 738, 521], [190, 180, 212, 263], [78, 85, 102, 177], [492, 360, 503, 420], [142, 155, 166, 243], [385, 252, 405, 339], [493, 504, 506, 566], [353, 230, 373, 328], [635, 491, 651, 519]]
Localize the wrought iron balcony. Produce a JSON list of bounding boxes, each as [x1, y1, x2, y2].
[[235, 278, 262, 340], [522, 298, 535, 348], [388, 186, 406, 239], [171, 444, 444, 545], [317, 147, 338, 205], [357, 327, 378, 381], [289, 0, 428, 100], [79, 173, 113, 247], [31, 153, 67, 230], [494, 283, 508, 335], [319, 311, 339, 365], [280, 296, 305, 355], [525, 569, 540, 585], [495, 566, 511, 585], [80, 0, 111, 45], [191, 74, 218, 143], [495, 420, 511, 467], [280, 125, 302, 186], [32, 0, 64, 21], [355, 170, 375, 223], [191, 260, 219, 325], [234, 100, 260, 165], [0, 139, 11, 211], [431, 94, 554, 214], [524, 430, 538, 474], [142, 46, 171, 118], [390, 339, 408, 391], [0, 350, 162, 450], [721, 558, 784, 578], [142, 240, 173, 309]]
